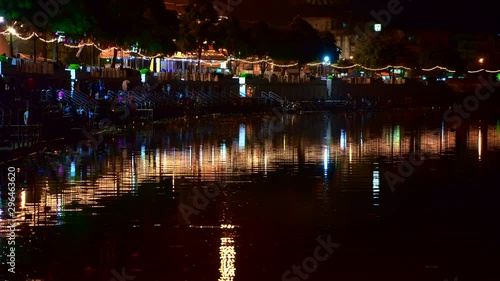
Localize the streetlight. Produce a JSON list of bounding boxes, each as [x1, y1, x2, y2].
[[323, 56, 330, 77], [8, 27, 16, 57], [478, 58, 484, 64], [6, 27, 17, 35]]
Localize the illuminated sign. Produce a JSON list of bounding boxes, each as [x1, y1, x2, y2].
[[374, 24, 381, 32]]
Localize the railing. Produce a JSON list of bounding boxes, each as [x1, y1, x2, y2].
[[88, 67, 127, 78], [10, 124, 40, 149], [0, 102, 13, 127], [1, 60, 55, 75], [343, 77, 407, 84], [157, 72, 220, 82], [21, 60, 55, 74], [267, 91, 284, 105], [136, 109, 153, 121]]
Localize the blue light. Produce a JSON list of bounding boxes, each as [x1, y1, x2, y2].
[[323, 146, 329, 176], [220, 141, 226, 162], [70, 160, 76, 179], [340, 129, 346, 151], [239, 124, 245, 148], [324, 56, 330, 63]]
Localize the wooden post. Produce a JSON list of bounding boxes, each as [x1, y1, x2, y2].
[[33, 38, 37, 63]]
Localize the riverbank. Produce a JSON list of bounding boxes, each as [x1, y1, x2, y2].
[[2, 80, 499, 163]]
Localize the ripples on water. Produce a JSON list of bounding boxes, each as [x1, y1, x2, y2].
[[1, 111, 500, 281]]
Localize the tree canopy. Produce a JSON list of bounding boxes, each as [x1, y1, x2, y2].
[[0, 0, 34, 21], [177, 0, 220, 69], [353, 29, 410, 68], [140, 0, 179, 55]]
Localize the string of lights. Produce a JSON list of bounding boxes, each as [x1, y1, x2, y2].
[[467, 68, 500, 73], [232, 58, 271, 64], [1, 28, 162, 59], [2, 27, 499, 73], [421, 66, 456, 72]]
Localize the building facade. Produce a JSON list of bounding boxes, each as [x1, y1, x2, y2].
[[302, 17, 357, 61]]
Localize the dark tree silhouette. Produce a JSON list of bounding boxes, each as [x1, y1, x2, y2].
[[178, 0, 219, 71], [86, 0, 147, 67], [247, 22, 274, 75], [141, 0, 179, 56], [216, 17, 250, 74]]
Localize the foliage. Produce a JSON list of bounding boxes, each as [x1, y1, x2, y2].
[[177, 0, 220, 69], [336, 58, 353, 67], [353, 29, 409, 68], [319, 31, 341, 63], [46, 0, 93, 38], [267, 27, 296, 61], [86, 0, 146, 47], [0, 0, 34, 21], [0, 0, 92, 38], [68, 63, 80, 70], [288, 16, 323, 65], [239, 72, 253, 78], [419, 42, 466, 72], [140, 0, 178, 55], [216, 17, 249, 58], [216, 17, 251, 74], [247, 22, 273, 58], [246, 22, 273, 75]]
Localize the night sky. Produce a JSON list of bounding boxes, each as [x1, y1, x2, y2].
[[231, 0, 499, 33]]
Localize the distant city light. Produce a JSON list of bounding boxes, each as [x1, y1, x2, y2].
[[478, 58, 484, 63], [323, 56, 329, 63], [0, 17, 4, 23], [6, 27, 17, 35]]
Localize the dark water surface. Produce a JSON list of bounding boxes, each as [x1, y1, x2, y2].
[[2, 110, 500, 281]]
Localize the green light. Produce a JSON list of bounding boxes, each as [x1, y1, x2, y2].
[[497, 73, 500, 81], [497, 119, 500, 132], [393, 125, 400, 143]]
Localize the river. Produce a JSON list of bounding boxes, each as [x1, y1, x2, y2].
[[1, 109, 500, 281]]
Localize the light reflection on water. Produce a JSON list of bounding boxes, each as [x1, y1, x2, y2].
[[1, 112, 500, 280]]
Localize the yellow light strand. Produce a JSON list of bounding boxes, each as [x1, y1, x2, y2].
[[231, 58, 271, 64], [1, 30, 35, 40], [2, 26, 499, 72], [421, 66, 456, 72], [467, 69, 500, 73], [269, 62, 298, 67]]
